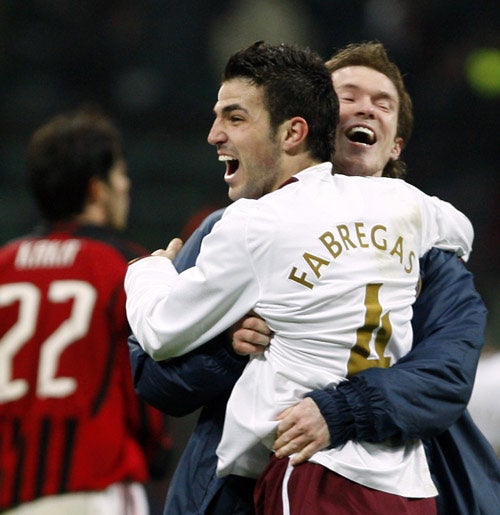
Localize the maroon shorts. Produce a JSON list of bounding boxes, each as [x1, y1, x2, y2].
[[254, 454, 437, 515]]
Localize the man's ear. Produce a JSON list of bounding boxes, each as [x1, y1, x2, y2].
[[390, 137, 404, 161], [87, 176, 107, 204], [282, 116, 309, 152]]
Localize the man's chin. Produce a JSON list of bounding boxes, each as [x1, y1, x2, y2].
[[229, 185, 259, 202], [228, 187, 241, 202], [334, 158, 381, 178]]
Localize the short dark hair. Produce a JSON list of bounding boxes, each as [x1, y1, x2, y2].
[[223, 41, 338, 163], [326, 41, 413, 178], [27, 105, 123, 222]]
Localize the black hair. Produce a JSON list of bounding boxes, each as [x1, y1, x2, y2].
[[223, 41, 338, 162], [27, 105, 123, 222]]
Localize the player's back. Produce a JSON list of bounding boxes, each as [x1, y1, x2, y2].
[[0, 223, 150, 510], [215, 165, 469, 495]]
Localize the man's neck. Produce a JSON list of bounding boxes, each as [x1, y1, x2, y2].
[[76, 205, 107, 226], [276, 156, 324, 189], [332, 160, 383, 178]]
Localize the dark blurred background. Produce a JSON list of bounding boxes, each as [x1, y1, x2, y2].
[[1, 1, 498, 512]]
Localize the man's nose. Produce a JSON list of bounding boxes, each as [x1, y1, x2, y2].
[[355, 98, 376, 118], [207, 120, 226, 145]]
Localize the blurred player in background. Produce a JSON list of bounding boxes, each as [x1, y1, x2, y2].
[[0, 106, 171, 514]]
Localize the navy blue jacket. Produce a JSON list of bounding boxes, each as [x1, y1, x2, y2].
[[129, 209, 500, 514]]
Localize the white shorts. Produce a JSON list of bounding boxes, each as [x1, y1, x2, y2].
[[3, 482, 149, 515]]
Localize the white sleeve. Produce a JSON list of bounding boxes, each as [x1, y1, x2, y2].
[[420, 194, 474, 261], [125, 205, 260, 360]]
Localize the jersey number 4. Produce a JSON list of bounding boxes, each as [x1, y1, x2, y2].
[[0, 281, 97, 403]]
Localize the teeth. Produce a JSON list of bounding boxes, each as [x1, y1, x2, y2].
[[218, 155, 236, 162], [347, 126, 375, 144]]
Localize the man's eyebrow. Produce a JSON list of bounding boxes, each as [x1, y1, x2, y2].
[[214, 103, 248, 116], [338, 83, 397, 101], [336, 83, 359, 91]]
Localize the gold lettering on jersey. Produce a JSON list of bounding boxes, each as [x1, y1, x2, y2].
[[371, 225, 387, 250], [389, 236, 404, 263], [15, 240, 81, 269], [405, 251, 415, 274], [354, 222, 369, 248], [289, 222, 416, 289], [303, 253, 330, 278], [337, 224, 357, 250], [319, 232, 342, 258], [288, 266, 314, 289]]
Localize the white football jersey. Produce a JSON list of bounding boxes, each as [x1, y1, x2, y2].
[[126, 162, 473, 498]]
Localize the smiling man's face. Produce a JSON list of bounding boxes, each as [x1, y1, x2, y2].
[[332, 65, 403, 177], [207, 78, 288, 201]]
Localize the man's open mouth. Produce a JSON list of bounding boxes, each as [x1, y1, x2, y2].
[[219, 155, 239, 176], [346, 126, 376, 145]]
